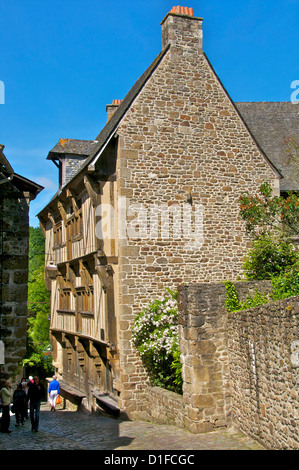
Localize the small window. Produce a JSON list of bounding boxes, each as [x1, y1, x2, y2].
[[55, 222, 63, 246], [67, 211, 83, 240], [77, 288, 94, 314]]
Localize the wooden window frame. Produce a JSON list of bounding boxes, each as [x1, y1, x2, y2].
[[54, 221, 63, 247], [58, 281, 75, 314], [67, 210, 83, 241], [76, 286, 94, 316]]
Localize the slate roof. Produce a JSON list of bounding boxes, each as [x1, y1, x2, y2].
[[47, 139, 98, 160], [236, 102, 299, 191]]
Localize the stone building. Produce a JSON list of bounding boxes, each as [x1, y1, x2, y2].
[[0, 145, 43, 385], [38, 6, 297, 417]]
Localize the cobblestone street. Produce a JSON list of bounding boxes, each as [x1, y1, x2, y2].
[[0, 403, 265, 452]]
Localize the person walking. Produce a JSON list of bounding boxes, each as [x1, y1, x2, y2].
[[28, 376, 45, 432], [20, 378, 29, 419], [0, 380, 12, 433], [12, 383, 27, 426], [48, 375, 60, 411]]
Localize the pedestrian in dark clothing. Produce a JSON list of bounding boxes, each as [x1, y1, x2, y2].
[[20, 378, 29, 418], [28, 376, 45, 432], [13, 383, 27, 426]]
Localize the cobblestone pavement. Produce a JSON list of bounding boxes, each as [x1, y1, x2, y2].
[[0, 403, 265, 452]]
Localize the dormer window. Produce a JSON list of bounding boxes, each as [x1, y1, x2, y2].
[[46, 139, 98, 189]]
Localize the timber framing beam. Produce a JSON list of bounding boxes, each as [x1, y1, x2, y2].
[[66, 188, 80, 216], [48, 211, 57, 233], [66, 262, 77, 295], [79, 259, 93, 294], [57, 200, 68, 225], [51, 328, 109, 349], [84, 175, 100, 207]]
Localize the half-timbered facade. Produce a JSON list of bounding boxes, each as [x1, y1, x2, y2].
[[39, 137, 120, 408]]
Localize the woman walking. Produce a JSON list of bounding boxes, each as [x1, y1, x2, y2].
[[48, 375, 60, 411], [0, 380, 12, 433]]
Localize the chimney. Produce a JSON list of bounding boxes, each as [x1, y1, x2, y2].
[[106, 99, 122, 121], [161, 6, 203, 51]]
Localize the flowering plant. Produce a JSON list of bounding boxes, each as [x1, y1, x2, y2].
[[132, 289, 182, 393]]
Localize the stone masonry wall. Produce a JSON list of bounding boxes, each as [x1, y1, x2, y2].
[[178, 282, 298, 449], [0, 187, 30, 385], [115, 14, 279, 416], [143, 386, 185, 429], [177, 281, 271, 434], [227, 295, 299, 449]]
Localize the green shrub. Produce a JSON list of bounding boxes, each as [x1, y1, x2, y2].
[[132, 290, 182, 394], [243, 235, 299, 280], [271, 260, 299, 300]]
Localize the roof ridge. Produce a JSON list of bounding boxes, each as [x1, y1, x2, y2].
[[235, 101, 293, 104]]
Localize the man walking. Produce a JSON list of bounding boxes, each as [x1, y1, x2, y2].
[[28, 376, 45, 432]]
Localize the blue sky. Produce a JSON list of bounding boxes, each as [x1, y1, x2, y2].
[[0, 0, 298, 226]]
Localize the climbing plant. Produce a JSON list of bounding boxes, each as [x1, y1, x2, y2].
[[224, 281, 269, 313]]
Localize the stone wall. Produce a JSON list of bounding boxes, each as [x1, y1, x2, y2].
[[177, 281, 299, 449], [0, 187, 30, 385], [227, 295, 299, 449], [143, 387, 185, 429]]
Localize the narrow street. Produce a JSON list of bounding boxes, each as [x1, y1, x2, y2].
[[0, 402, 265, 452]]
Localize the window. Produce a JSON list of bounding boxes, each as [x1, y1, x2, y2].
[[58, 281, 74, 312], [68, 211, 82, 239], [55, 221, 63, 246], [66, 211, 83, 260], [77, 288, 94, 314]]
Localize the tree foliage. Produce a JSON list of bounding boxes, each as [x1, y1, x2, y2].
[[22, 227, 53, 377], [242, 234, 299, 280], [238, 181, 299, 301], [239, 181, 299, 238]]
